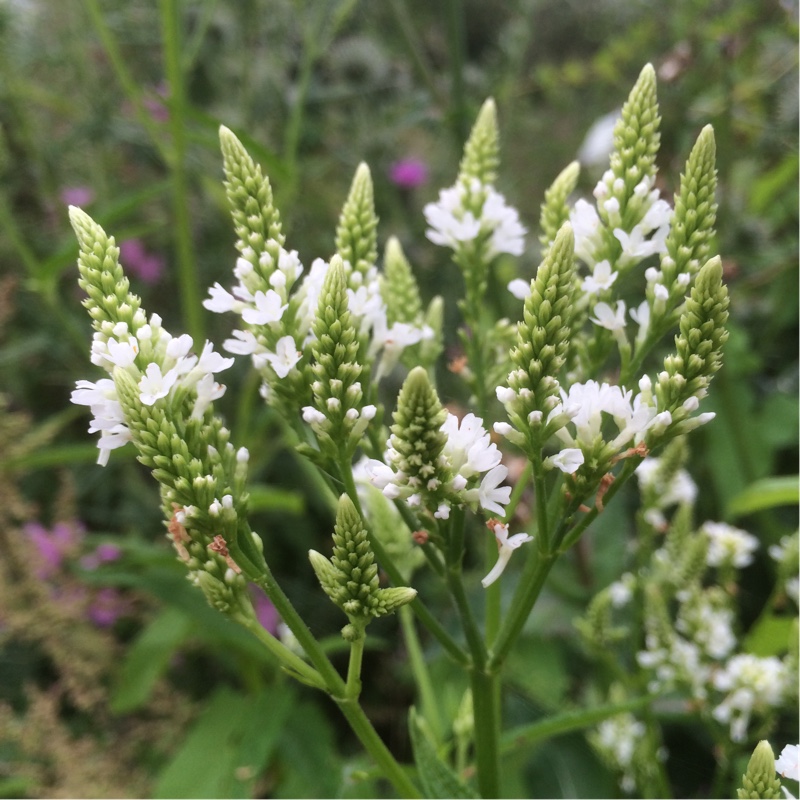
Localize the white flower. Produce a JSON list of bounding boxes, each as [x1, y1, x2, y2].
[[577, 110, 619, 167], [441, 412, 501, 479], [608, 575, 634, 607], [702, 522, 759, 569], [482, 187, 527, 257], [581, 260, 618, 296], [191, 372, 226, 419], [481, 521, 534, 587], [363, 459, 396, 491], [223, 329, 260, 355], [424, 184, 481, 248], [263, 335, 302, 378], [545, 448, 584, 474], [241, 289, 288, 325], [476, 465, 511, 515], [138, 363, 179, 405], [71, 378, 132, 466], [590, 300, 627, 331], [507, 278, 531, 300], [614, 223, 669, 263], [776, 744, 799, 781], [204, 282, 238, 313], [570, 198, 603, 264]]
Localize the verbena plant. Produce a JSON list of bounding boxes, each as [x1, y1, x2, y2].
[[66, 64, 796, 798]]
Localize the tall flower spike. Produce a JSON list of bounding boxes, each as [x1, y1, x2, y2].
[[457, 98, 499, 186], [70, 206, 142, 332], [335, 162, 378, 285], [219, 125, 285, 282], [308, 494, 416, 629], [303, 255, 373, 459], [737, 740, 782, 799], [655, 255, 729, 435], [496, 222, 577, 455], [662, 124, 717, 285], [606, 63, 660, 223], [539, 161, 580, 251]]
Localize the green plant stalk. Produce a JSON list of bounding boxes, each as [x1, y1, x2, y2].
[[444, 0, 468, 144], [487, 543, 558, 672], [81, 0, 171, 165], [238, 615, 326, 690], [499, 695, 657, 753], [400, 605, 445, 744], [338, 458, 471, 666], [470, 666, 501, 799], [160, 0, 204, 345], [484, 534, 501, 647], [345, 628, 366, 700]]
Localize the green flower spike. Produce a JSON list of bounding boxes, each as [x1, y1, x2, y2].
[[662, 124, 718, 287], [539, 161, 580, 252], [304, 255, 374, 460], [497, 222, 577, 455], [388, 366, 450, 511], [738, 740, 782, 799], [309, 494, 416, 630], [219, 125, 285, 283], [382, 236, 423, 328], [457, 97, 499, 187], [335, 162, 378, 286], [604, 63, 661, 230], [655, 255, 729, 435]]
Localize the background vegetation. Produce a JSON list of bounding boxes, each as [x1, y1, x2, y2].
[[0, 0, 796, 796]]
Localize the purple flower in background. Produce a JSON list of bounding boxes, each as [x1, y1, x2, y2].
[[249, 584, 279, 635], [87, 587, 131, 628], [143, 83, 170, 123], [389, 158, 428, 189], [119, 239, 166, 285], [25, 521, 85, 580], [60, 186, 95, 207], [80, 543, 123, 570]]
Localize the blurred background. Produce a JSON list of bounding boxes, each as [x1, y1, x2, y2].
[[0, 0, 797, 796]]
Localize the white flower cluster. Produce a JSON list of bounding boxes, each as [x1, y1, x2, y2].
[[365, 412, 511, 521], [205, 242, 432, 389], [592, 713, 648, 794], [711, 654, 791, 742], [424, 178, 526, 258], [635, 455, 698, 528], [72, 315, 233, 466], [701, 522, 759, 570], [770, 533, 799, 605]]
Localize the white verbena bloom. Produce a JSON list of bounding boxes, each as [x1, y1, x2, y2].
[[71, 378, 132, 466], [544, 448, 585, 474], [570, 198, 603, 265], [241, 288, 288, 326], [263, 335, 302, 378], [507, 278, 531, 300], [702, 521, 759, 569], [481, 521, 533, 587], [138, 363, 179, 405], [581, 260, 618, 296], [590, 300, 627, 332], [776, 744, 800, 781]]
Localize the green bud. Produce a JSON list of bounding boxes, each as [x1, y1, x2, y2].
[[539, 161, 580, 251], [418, 295, 444, 372], [69, 207, 142, 333], [656, 256, 729, 418], [663, 125, 717, 285], [502, 222, 577, 453], [336, 162, 378, 284], [310, 495, 416, 623], [738, 741, 782, 799], [219, 125, 284, 279], [382, 236, 423, 327], [390, 367, 449, 496], [457, 98, 499, 186]]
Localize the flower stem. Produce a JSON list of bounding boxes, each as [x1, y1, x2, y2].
[[471, 666, 501, 799], [345, 628, 366, 700]]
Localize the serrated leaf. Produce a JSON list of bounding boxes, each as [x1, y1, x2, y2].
[[111, 607, 193, 714], [408, 707, 477, 799]]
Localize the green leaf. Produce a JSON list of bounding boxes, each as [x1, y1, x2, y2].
[[727, 476, 799, 518], [744, 613, 795, 657], [408, 707, 477, 799], [154, 686, 293, 799], [111, 607, 193, 714]]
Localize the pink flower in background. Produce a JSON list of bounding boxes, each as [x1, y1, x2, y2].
[[249, 585, 279, 635], [25, 521, 85, 580], [143, 83, 170, 123], [389, 158, 428, 189], [80, 543, 123, 570], [87, 587, 131, 628], [119, 239, 166, 285], [60, 186, 95, 207]]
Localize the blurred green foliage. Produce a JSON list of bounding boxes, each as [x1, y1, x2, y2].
[[0, 0, 796, 796]]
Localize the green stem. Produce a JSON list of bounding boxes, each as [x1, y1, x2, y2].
[[487, 544, 558, 672], [345, 628, 366, 700], [471, 667, 501, 799], [484, 533, 501, 647], [335, 698, 422, 799], [444, 0, 468, 144], [499, 695, 658, 754], [238, 615, 326, 690], [400, 605, 444, 743], [160, 0, 203, 345]]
